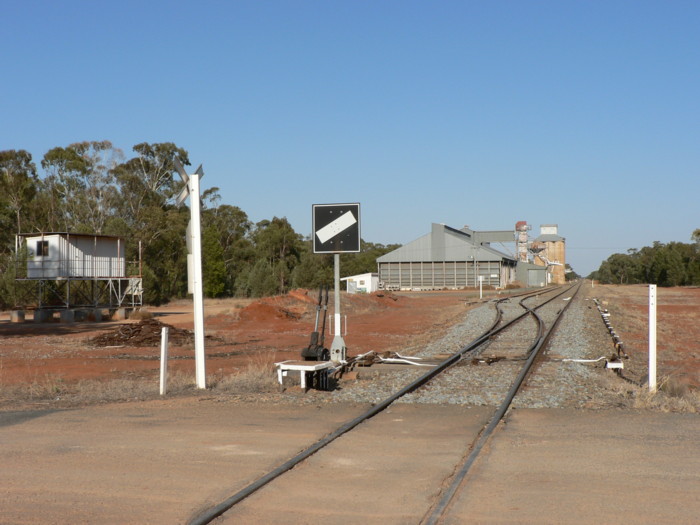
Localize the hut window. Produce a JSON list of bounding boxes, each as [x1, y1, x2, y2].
[[36, 240, 49, 257]]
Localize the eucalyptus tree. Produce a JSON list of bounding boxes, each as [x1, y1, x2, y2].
[[201, 199, 254, 296], [114, 142, 189, 224], [201, 224, 228, 297], [291, 243, 333, 289], [0, 150, 39, 308], [110, 142, 191, 303], [40, 141, 122, 233], [0, 149, 38, 242], [595, 232, 700, 287], [248, 216, 303, 295]]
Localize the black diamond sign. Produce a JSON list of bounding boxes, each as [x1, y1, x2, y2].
[[312, 203, 361, 253]]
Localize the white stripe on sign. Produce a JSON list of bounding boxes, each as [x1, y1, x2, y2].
[[316, 211, 357, 244]]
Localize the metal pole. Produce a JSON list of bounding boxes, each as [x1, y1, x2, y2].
[[649, 284, 657, 393], [334, 254, 340, 334], [330, 253, 346, 362], [190, 172, 207, 389]]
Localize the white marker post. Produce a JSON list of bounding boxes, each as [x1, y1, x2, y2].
[[174, 159, 207, 389], [159, 327, 169, 395], [479, 275, 484, 299], [649, 284, 657, 393]]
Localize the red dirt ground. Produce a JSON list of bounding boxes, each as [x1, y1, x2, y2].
[[588, 284, 700, 389], [0, 290, 470, 387], [0, 285, 698, 391]]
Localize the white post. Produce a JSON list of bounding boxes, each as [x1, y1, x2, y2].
[[649, 284, 657, 393], [159, 327, 169, 395], [190, 172, 207, 389], [329, 253, 346, 363], [479, 275, 483, 299]]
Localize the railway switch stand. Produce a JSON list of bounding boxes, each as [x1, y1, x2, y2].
[[301, 286, 331, 362]]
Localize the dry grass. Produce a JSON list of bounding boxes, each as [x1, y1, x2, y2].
[[0, 357, 281, 409], [0, 375, 163, 407], [605, 374, 699, 413], [2, 362, 697, 412], [209, 355, 280, 394]]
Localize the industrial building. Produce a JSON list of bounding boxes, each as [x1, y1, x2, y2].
[[375, 221, 567, 290], [376, 223, 518, 290], [530, 224, 567, 284]]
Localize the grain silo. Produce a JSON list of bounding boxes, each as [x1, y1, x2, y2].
[[531, 224, 566, 284]]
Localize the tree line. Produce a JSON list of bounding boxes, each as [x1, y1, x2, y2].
[[0, 142, 398, 308], [590, 230, 700, 286]]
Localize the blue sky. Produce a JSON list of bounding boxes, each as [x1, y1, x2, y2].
[[3, 1, 699, 276]]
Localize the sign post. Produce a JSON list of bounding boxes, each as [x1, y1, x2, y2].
[[174, 159, 207, 389], [313, 203, 360, 363]]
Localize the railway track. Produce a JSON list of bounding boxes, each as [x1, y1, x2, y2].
[[189, 283, 581, 524]]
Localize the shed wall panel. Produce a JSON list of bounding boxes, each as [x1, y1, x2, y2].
[[25, 234, 126, 279]]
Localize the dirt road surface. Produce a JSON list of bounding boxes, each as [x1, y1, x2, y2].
[[1, 284, 699, 523], [2, 401, 698, 524]]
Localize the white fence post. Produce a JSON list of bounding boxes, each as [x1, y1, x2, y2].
[[160, 327, 169, 396]]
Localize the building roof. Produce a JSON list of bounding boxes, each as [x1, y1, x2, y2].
[[19, 232, 124, 240], [534, 233, 565, 242], [377, 223, 516, 264], [340, 272, 378, 281]]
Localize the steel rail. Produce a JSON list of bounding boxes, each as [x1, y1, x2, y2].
[[421, 281, 581, 525], [188, 285, 574, 525]]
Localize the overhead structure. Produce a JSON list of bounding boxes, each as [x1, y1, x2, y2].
[[15, 232, 142, 311], [376, 224, 517, 291]]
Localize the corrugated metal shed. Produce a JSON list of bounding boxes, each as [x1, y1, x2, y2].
[[377, 224, 514, 263], [376, 223, 517, 290], [23, 233, 125, 279]]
